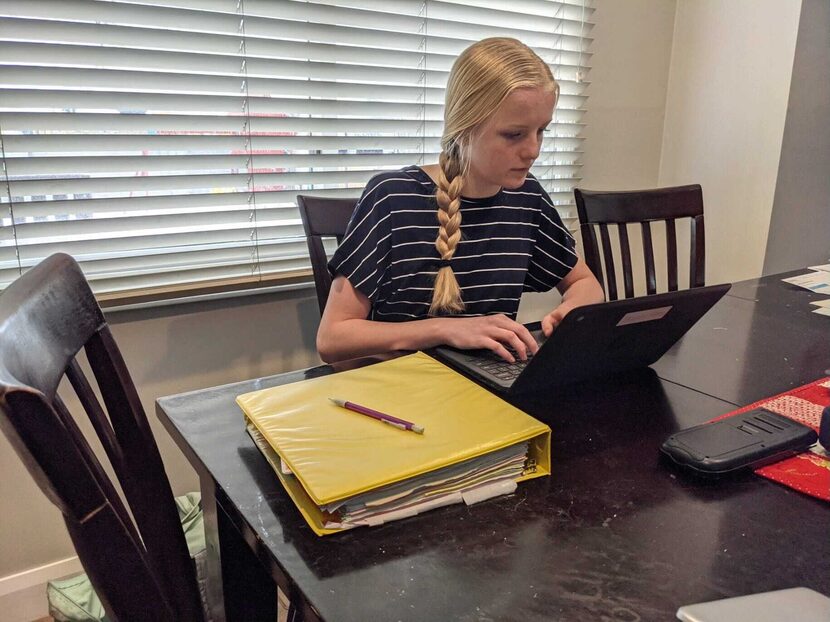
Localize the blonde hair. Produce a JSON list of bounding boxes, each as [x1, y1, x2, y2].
[[430, 37, 559, 315]]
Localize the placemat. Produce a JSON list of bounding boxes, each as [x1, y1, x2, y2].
[[711, 377, 829, 501]]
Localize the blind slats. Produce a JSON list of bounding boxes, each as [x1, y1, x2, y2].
[[1, 12, 592, 57], [0, 45, 590, 90], [2, 0, 593, 44], [1, 23, 592, 70], [0, 0, 592, 298]]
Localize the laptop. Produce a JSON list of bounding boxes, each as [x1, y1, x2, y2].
[[434, 283, 731, 394], [676, 587, 830, 622]]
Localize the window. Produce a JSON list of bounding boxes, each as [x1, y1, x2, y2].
[[0, 0, 592, 305]]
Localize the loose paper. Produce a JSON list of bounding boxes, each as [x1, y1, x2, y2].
[[782, 272, 830, 294]]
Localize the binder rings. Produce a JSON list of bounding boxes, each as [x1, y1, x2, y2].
[[236, 352, 551, 536]]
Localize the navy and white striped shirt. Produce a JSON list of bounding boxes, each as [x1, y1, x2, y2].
[[328, 165, 578, 321]]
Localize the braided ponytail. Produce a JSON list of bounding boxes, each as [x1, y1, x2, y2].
[[429, 148, 466, 314], [429, 37, 558, 315]]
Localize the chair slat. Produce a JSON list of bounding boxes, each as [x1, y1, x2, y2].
[[598, 223, 618, 301], [578, 220, 604, 290], [665, 219, 678, 292], [691, 214, 705, 288], [66, 359, 124, 473], [86, 327, 204, 621], [618, 223, 634, 299], [51, 394, 141, 545], [641, 221, 656, 295]]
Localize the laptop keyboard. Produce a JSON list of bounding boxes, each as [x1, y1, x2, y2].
[[469, 350, 533, 382]]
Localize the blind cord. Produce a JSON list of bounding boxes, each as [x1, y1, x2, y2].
[[0, 123, 23, 277], [237, 0, 262, 281]]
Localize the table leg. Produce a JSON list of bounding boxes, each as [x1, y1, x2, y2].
[[199, 478, 227, 622], [217, 492, 278, 621]]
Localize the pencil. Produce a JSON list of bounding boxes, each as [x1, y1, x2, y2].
[[328, 398, 425, 434]]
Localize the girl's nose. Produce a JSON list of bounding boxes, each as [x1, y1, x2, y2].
[[523, 135, 541, 161]]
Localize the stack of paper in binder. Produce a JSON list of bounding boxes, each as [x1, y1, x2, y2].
[[236, 352, 551, 536]]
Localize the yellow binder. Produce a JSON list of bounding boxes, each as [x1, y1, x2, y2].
[[237, 352, 551, 536]]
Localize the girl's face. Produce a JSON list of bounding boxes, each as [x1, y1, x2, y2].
[[464, 86, 556, 198]]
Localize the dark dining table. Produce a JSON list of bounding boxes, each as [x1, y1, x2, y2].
[[157, 273, 830, 622]]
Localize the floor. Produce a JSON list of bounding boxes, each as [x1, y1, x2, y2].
[[0, 581, 52, 622]]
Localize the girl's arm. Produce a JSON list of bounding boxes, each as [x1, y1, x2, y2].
[[316, 276, 540, 364], [540, 258, 605, 336]]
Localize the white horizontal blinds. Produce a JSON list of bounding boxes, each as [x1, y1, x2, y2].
[[0, 0, 329, 295], [1, 0, 270, 294], [0, 0, 592, 298]]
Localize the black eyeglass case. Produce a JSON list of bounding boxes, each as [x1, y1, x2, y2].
[[661, 408, 818, 476]]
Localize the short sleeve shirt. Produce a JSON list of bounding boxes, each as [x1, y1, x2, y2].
[[328, 166, 578, 321]]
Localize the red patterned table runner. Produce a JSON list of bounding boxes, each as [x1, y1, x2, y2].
[[711, 377, 830, 501]]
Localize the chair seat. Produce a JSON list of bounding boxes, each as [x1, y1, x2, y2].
[[47, 493, 208, 622]]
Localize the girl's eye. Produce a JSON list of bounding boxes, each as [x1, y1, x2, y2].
[[502, 132, 522, 140]]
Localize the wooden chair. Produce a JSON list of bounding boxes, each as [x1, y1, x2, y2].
[[574, 185, 706, 301], [297, 195, 357, 316], [0, 253, 206, 622]]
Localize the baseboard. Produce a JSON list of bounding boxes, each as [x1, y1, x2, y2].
[[0, 556, 83, 598]]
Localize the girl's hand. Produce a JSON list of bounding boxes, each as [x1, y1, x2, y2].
[[542, 257, 605, 337], [541, 304, 570, 337], [440, 314, 538, 363]]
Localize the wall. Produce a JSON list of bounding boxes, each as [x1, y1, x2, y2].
[[658, 0, 802, 285], [580, 0, 677, 190], [763, 0, 830, 274]]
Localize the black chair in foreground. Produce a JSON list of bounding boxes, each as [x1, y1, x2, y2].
[[0, 253, 208, 622], [297, 194, 357, 316], [574, 185, 705, 301]]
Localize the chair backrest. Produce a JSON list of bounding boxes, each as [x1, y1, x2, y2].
[[574, 185, 705, 301], [0, 254, 204, 622], [297, 194, 358, 315]]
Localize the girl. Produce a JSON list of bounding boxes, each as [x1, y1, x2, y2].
[[317, 37, 604, 364]]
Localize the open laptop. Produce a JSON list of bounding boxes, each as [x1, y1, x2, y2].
[[435, 283, 731, 394]]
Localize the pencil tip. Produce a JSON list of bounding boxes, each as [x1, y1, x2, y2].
[[413, 425, 424, 434]]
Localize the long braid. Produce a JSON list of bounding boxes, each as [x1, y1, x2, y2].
[[430, 148, 465, 314], [428, 36, 558, 314]]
